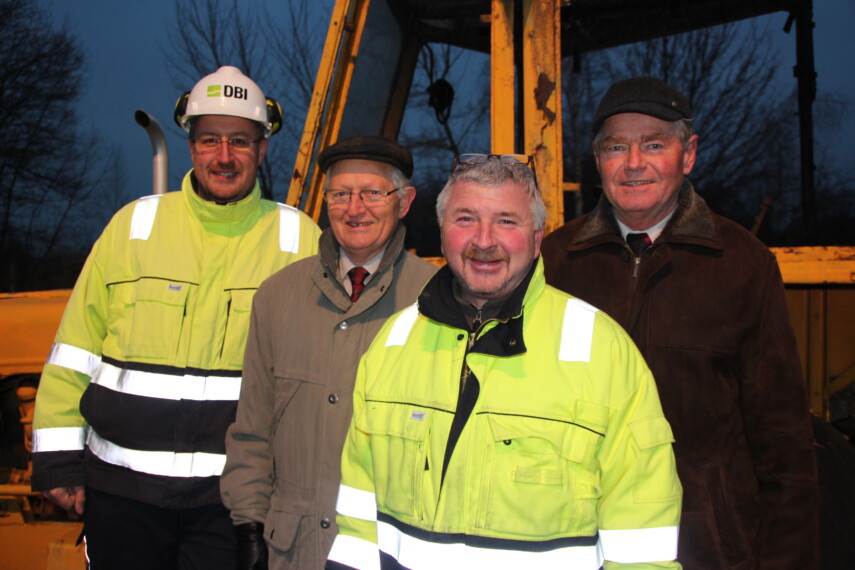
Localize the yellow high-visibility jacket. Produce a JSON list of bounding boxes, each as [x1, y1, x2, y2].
[[329, 260, 682, 569], [31, 172, 321, 507]]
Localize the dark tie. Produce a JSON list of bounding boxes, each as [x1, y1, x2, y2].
[[626, 233, 652, 257], [348, 266, 369, 302]]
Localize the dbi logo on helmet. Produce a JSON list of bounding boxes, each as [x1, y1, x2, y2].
[[206, 84, 249, 100]]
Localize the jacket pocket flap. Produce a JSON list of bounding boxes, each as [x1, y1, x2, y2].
[[227, 289, 256, 313], [361, 402, 430, 441], [573, 400, 609, 433], [131, 279, 190, 305], [264, 495, 303, 552], [629, 416, 675, 450], [486, 413, 586, 460]]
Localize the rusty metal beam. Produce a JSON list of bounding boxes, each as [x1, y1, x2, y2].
[[522, 0, 564, 233], [285, 0, 371, 219], [772, 246, 855, 285], [490, 0, 515, 152]]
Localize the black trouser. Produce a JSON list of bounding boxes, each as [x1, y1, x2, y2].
[[84, 487, 236, 570]]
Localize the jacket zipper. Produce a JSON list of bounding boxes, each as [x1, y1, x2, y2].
[[460, 310, 482, 394]]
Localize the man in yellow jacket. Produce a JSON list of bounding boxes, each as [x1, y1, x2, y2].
[[327, 154, 682, 569], [31, 66, 321, 569]]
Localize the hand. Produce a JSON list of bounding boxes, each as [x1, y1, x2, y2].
[[43, 486, 85, 515], [235, 522, 267, 570]]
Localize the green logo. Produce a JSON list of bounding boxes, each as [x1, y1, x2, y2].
[[207, 85, 222, 97]]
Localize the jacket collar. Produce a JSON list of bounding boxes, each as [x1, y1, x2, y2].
[[318, 223, 407, 282], [418, 258, 546, 358], [182, 170, 262, 228], [572, 181, 722, 251]]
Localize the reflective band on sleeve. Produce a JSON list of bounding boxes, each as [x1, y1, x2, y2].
[[129, 195, 162, 241], [599, 526, 679, 563], [377, 520, 604, 569], [91, 361, 241, 401], [385, 303, 420, 346], [277, 203, 301, 253], [559, 298, 598, 363], [87, 430, 226, 477], [336, 484, 378, 522], [47, 343, 101, 377], [32, 427, 87, 452], [328, 534, 382, 570]]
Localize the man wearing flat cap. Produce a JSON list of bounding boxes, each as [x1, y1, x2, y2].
[[221, 135, 437, 570], [542, 77, 819, 568]]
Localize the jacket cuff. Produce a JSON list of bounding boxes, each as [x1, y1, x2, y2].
[[31, 450, 85, 491]]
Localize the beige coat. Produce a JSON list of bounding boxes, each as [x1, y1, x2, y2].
[[221, 225, 436, 569]]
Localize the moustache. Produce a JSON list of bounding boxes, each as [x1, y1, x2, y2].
[[464, 246, 508, 263]]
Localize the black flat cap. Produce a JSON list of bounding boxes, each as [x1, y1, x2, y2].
[[318, 135, 413, 178], [592, 77, 693, 133]]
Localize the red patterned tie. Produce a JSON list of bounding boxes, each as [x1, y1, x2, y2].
[[626, 232, 652, 257], [348, 266, 369, 302]]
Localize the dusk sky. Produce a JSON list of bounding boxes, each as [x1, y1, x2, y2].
[[43, 0, 854, 207]]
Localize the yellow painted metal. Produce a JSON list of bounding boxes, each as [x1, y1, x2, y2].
[[521, 0, 564, 233], [284, 0, 371, 220], [0, 290, 70, 377], [774, 247, 855, 417], [771, 246, 855, 284], [490, 0, 515, 153]]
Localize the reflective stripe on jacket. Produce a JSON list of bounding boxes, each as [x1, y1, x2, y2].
[[329, 259, 682, 569], [31, 171, 321, 507]]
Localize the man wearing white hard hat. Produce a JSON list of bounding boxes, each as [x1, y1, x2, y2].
[[30, 66, 321, 569]]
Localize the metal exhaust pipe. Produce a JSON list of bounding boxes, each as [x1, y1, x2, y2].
[[134, 110, 169, 195]]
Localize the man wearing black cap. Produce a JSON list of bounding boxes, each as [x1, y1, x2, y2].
[[220, 135, 436, 570], [542, 77, 818, 569]]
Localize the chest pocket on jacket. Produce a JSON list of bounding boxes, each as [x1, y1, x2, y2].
[[221, 289, 256, 368], [108, 278, 190, 361], [482, 411, 604, 538], [360, 401, 432, 518]]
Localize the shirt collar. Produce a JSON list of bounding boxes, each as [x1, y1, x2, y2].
[[616, 208, 674, 244], [339, 247, 386, 289]]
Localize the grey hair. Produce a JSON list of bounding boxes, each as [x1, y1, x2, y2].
[[435, 157, 546, 231], [593, 117, 695, 153]]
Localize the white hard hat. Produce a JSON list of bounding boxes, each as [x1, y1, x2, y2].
[[174, 66, 281, 137]]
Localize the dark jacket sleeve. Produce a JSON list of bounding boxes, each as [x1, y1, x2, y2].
[[739, 253, 819, 569], [31, 450, 85, 491]]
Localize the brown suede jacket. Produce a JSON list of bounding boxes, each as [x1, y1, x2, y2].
[[541, 183, 818, 569]]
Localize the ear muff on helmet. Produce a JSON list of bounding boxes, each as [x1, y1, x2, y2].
[[266, 97, 282, 136], [174, 92, 191, 130]]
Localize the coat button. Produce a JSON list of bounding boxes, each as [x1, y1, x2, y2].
[[328, 394, 339, 404], [320, 518, 331, 529], [457, 334, 464, 341], [339, 321, 348, 330]]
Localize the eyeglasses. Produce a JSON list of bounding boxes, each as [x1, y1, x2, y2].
[[192, 136, 262, 152], [325, 188, 400, 205], [451, 153, 536, 172]]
